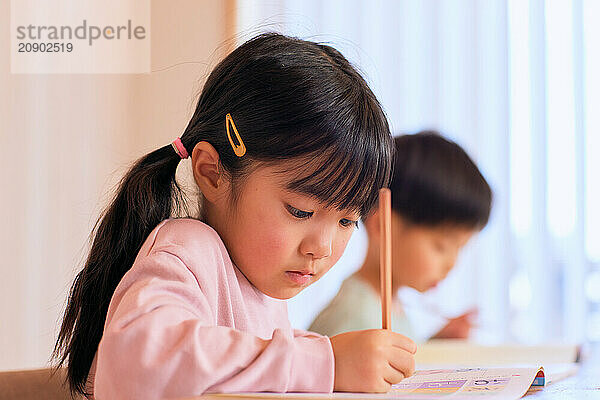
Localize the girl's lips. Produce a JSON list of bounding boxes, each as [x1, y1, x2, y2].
[[285, 271, 314, 285]]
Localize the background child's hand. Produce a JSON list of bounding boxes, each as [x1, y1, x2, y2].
[[329, 329, 416, 393], [431, 309, 478, 339]]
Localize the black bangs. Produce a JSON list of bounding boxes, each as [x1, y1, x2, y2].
[[276, 137, 392, 218]]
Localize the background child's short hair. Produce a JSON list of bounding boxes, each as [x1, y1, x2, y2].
[[390, 131, 492, 229]]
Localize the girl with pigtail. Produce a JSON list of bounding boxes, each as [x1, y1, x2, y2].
[[55, 33, 416, 399]]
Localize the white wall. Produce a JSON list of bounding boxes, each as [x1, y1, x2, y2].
[[0, 0, 234, 370]]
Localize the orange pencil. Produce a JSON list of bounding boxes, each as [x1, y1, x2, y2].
[[379, 188, 392, 330]]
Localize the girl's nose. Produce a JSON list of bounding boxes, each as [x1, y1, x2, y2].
[[300, 231, 333, 260]]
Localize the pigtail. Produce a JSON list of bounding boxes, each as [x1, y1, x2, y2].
[[53, 144, 189, 396]]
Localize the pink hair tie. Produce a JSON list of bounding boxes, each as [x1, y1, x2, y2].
[[171, 137, 189, 159]]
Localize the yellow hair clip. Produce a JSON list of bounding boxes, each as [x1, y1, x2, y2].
[[225, 113, 246, 157]]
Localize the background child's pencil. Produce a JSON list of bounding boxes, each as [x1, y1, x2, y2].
[[379, 188, 392, 330]]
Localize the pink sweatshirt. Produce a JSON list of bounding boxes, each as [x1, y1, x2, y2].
[[91, 218, 335, 399]]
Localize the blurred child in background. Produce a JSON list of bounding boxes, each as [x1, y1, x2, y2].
[[310, 132, 492, 341]]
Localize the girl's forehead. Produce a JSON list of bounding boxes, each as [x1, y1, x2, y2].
[[245, 147, 381, 218], [249, 160, 317, 191], [247, 163, 362, 216], [246, 163, 302, 187]]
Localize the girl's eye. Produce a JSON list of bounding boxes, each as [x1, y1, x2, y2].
[[340, 218, 359, 229], [287, 205, 313, 219]]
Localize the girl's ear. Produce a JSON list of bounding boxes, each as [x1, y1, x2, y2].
[[191, 141, 228, 203]]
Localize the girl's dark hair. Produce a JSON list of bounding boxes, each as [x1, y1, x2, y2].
[[54, 33, 393, 396], [391, 131, 492, 228]]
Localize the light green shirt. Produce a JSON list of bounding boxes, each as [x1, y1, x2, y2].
[[309, 274, 416, 340]]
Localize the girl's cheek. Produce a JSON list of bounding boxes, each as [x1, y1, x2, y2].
[[330, 232, 352, 262], [328, 240, 344, 265], [263, 229, 290, 255], [252, 206, 291, 249], [245, 224, 289, 264]]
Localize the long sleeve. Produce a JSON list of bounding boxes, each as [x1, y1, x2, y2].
[[93, 219, 334, 399]]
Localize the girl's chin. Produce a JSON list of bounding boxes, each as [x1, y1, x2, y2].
[[259, 285, 305, 300]]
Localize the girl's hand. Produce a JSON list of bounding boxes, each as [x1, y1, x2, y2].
[[431, 309, 478, 339], [329, 329, 416, 393]]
